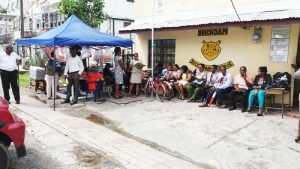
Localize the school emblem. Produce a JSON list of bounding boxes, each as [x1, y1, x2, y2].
[[201, 40, 221, 61]]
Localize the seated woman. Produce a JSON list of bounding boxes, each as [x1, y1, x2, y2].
[[247, 66, 272, 116], [187, 64, 207, 102], [175, 65, 193, 100], [172, 64, 181, 81], [162, 64, 173, 79], [103, 63, 114, 85]]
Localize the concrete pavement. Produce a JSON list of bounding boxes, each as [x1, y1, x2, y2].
[[11, 93, 203, 169], [8, 87, 300, 169], [9, 106, 120, 169]]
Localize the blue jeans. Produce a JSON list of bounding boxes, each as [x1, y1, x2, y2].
[[248, 89, 266, 109], [216, 87, 234, 105]]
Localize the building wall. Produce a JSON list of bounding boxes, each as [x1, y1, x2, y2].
[[135, 24, 299, 77], [134, 24, 300, 103], [104, 0, 135, 19], [100, 19, 133, 39]]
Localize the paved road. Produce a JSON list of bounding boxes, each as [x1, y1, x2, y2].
[[8, 105, 122, 169], [0, 83, 122, 169]]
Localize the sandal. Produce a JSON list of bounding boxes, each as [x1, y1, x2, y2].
[[114, 96, 122, 99], [257, 108, 264, 116], [187, 97, 195, 102]]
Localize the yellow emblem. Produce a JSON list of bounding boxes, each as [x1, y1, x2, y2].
[[201, 40, 221, 61]]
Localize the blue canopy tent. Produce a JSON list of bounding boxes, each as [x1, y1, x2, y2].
[[16, 14, 133, 47], [16, 14, 132, 110]]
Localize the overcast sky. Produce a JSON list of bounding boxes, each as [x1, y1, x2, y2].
[[0, 0, 7, 8]]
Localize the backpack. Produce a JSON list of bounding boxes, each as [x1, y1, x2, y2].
[[46, 59, 55, 76], [272, 72, 291, 90], [87, 70, 104, 91]]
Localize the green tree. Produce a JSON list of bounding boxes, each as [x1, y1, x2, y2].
[[0, 7, 7, 13], [59, 0, 107, 28]]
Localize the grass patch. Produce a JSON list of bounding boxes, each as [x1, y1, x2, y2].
[[19, 72, 30, 88]]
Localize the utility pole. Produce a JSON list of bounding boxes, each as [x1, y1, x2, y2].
[[20, 0, 25, 38], [20, 0, 25, 69]]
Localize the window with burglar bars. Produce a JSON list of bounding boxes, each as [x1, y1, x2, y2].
[[148, 39, 176, 68]]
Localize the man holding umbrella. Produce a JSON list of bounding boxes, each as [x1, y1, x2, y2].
[[0, 44, 21, 104]]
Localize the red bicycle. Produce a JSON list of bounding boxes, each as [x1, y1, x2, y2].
[[144, 76, 167, 102]]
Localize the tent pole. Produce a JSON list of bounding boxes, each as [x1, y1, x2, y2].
[[53, 47, 56, 111]]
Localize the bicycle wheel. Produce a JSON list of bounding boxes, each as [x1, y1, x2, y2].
[[163, 82, 174, 100], [144, 83, 152, 97], [156, 84, 166, 102], [165, 88, 174, 100]]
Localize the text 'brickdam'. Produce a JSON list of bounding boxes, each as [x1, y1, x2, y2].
[[198, 28, 228, 36]]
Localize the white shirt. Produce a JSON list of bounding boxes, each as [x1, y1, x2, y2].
[[130, 59, 143, 73], [0, 52, 21, 71], [193, 70, 207, 85], [215, 72, 233, 89], [55, 47, 69, 62], [64, 55, 84, 76], [81, 46, 91, 59], [206, 72, 219, 87]]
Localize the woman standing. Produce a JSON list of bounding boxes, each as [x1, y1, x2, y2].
[[247, 66, 272, 116], [45, 51, 60, 99], [128, 53, 143, 96], [113, 47, 125, 99]]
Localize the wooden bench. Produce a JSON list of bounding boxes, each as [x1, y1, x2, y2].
[[265, 88, 291, 117]]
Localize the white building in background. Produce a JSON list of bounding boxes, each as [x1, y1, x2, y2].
[[0, 14, 17, 43], [99, 0, 135, 39], [6, 0, 31, 33], [6, 0, 135, 40]]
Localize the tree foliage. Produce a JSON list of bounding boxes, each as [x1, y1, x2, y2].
[[0, 7, 7, 13], [59, 0, 107, 28]]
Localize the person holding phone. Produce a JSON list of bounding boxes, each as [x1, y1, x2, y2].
[[229, 66, 253, 112]]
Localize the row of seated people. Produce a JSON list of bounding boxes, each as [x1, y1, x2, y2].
[[159, 64, 273, 116]]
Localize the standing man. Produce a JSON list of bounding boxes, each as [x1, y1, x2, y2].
[[0, 45, 21, 104], [61, 45, 84, 105], [229, 66, 253, 112], [292, 63, 300, 143]]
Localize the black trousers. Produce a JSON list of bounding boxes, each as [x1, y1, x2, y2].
[[0, 70, 20, 102], [66, 72, 80, 101], [230, 90, 250, 109]]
